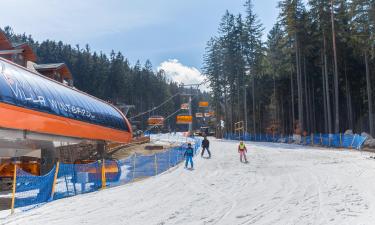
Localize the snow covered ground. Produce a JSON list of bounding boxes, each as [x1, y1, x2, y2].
[[2, 139, 375, 225], [150, 133, 196, 146]]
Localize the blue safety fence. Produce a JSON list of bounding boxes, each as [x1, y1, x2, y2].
[[12, 138, 201, 211], [14, 165, 56, 210], [111, 142, 200, 186], [53, 161, 102, 200], [225, 133, 367, 150]]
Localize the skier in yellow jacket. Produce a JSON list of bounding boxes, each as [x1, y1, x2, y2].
[[238, 141, 248, 163]]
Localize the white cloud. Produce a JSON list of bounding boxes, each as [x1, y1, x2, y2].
[[157, 59, 209, 92]]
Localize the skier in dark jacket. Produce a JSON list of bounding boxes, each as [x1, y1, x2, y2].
[[201, 136, 211, 158], [184, 143, 194, 169]]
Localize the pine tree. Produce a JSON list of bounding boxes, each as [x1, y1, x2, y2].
[[350, 0, 375, 136], [243, 0, 264, 134]]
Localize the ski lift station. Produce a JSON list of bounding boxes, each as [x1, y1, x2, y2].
[[0, 31, 132, 181]]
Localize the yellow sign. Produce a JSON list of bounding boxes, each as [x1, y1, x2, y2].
[[199, 101, 209, 107], [176, 115, 193, 124]]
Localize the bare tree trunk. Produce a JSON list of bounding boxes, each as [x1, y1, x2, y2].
[[331, 0, 340, 133], [304, 56, 310, 133], [344, 62, 353, 130], [224, 89, 229, 134], [289, 100, 293, 134], [258, 102, 261, 133], [274, 74, 277, 122], [347, 87, 353, 130], [290, 67, 295, 132], [323, 33, 333, 133], [252, 75, 256, 135], [237, 76, 241, 123], [322, 52, 328, 133], [365, 51, 374, 136], [296, 39, 304, 133], [281, 97, 285, 134], [230, 84, 235, 133], [244, 83, 248, 133], [311, 81, 316, 133]]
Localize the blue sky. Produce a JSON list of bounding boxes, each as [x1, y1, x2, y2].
[[0, 0, 280, 87]]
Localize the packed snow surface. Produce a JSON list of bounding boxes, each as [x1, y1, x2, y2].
[[2, 138, 375, 225]]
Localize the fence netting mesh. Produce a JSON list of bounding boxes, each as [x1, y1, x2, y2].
[[15, 166, 56, 209], [13, 139, 201, 210], [53, 161, 102, 200], [224, 133, 367, 150]]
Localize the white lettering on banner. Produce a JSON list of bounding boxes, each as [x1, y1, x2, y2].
[[0, 66, 95, 120]]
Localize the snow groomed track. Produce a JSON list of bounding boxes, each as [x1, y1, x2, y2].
[[2, 138, 375, 225]]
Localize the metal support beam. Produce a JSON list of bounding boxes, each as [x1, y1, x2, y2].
[[0, 127, 88, 144], [0, 49, 24, 55]]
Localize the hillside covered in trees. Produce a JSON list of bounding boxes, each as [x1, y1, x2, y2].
[[2, 26, 208, 131], [204, 0, 375, 136]]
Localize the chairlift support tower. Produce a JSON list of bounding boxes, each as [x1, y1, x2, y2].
[[179, 83, 202, 134]]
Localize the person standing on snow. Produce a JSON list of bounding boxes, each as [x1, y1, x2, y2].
[[238, 141, 248, 163], [184, 143, 194, 169], [201, 136, 211, 158]]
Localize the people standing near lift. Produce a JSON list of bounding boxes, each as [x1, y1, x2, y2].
[[184, 143, 194, 169], [238, 141, 248, 163], [201, 136, 211, 158]]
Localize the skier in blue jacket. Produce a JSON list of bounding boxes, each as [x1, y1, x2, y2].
[[184, 143, 194, 169]]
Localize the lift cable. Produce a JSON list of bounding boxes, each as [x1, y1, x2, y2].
[[129, 92, 180, 120], [129, 79, 209, 120], [144, 108, 183, 132], [144, 89, 205, 132]]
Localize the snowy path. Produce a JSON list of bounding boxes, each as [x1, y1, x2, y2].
[[2, 139, 375, 225]]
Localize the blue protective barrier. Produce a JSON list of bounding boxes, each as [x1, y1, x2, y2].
[[15, 166, 56, 209], [53, 161, 102, 200], [13, 137, 201, 211], [224, 132, 367, 150]]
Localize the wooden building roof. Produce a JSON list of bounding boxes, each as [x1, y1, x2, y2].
[[34, 63, 73, 80], [0, 30, 37, 63], [0, 31, 12, 50], [12, 43, 37, 62]]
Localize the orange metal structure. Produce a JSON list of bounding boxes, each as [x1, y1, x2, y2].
[[147, 116, 165, 126], [0, 102, 132, 143], [199, 101, 209, 107], [0, 57, 132, 143], [0, 158, 40, 178], [176, 115, 193, 124]]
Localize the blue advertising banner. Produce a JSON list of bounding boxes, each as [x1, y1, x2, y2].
[[0, 59, 129, 131]]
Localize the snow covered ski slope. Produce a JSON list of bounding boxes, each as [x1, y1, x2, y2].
[[2, 139, 375, 225]]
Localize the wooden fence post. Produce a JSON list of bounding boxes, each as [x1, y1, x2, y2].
[[132, 154, 136, 180], [154, 154, 158, 175], [320, 133, 323, 145], [329, 135, 331, 147], [101, 159, 106, 189], [11, 164, 17, 215], [350, 134, 357, 149], [50, 161, 60, 200], [339, 133, 342, 147], [168, 149, 171, 168]]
